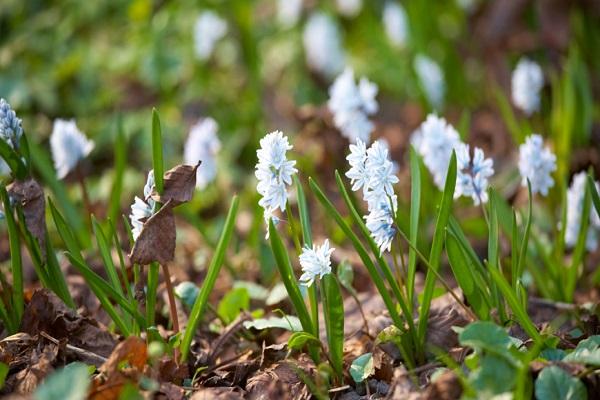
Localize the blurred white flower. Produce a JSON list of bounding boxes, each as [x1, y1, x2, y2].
[[412, 114, 461, 189], [184, 117, 221, 189], [565, 172, 600, 251], [0, 98, 23, 149], [365, 201, 396, 252], [383, 2, 409, 48], [455, 143, 494, 205], [336, 0, 362, 17], [0, 160, 9, 176], [194, 11, 228, 61], [518, 134, 556, 196], [511, 58, 543, 116], [277, 0, 302, 28], [130, 170, 156, 241], [299, 239, 335, 287], [414, 55, 445, 109], [50, 119, 94, 179], [328, 68, 378, 143], [303, 12, 345, 78]]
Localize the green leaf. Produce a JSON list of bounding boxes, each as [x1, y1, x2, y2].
[[217, 287, 250, 324], [265, 282, 288, 305], [34, 362, 90, 400], [0, 138, 28, 179], [233, 280, 269, 300], [0, 362, 8, 390], [516, 181, 533, 284], [350, 353, 374, 383], [322, 274, 344, 381], [151, 109, 164, 195], [92, 216, 124, 297], [471, 354, 517, 395], [535, 366, 587, 400], [0, 186, 23, 326], [288, 331, 320, 351], [407, 147, 421, 305], [108, 115, 127, 224], [336, 260, 356, 296], [588, 175, 600, 221], [174, 281, 199, 308], [564, 336, 600, 366], [243, 316, 303, 332], [459, 321, 512, 352]]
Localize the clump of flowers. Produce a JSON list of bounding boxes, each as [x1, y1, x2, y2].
[[455, 143, 494, 205], [518, 134, 556, 196], [328, 68, 379, 144], [383, 1, 409, 48], [0, 98, 23, 175], [129, 170, 156, 241], [299, 239, 335, 287], [302, 12, 345, 78], [184, 117, 221, 190], [255, 131, 297, 235], [414, 54, 445, 109], [50, 119, 95, 179], [511, 58, 543, 116], [565, 172, 600, 251], [346, 140, 398, 252], [412, 114, 461, 189], [194, 11, 228, 61], [336, 0, 362, 17]]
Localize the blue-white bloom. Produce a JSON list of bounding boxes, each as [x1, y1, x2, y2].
[[511, 58, 543, 116], [455, 143, 494, 205], [328, 68, 378, 143], [412, 114, 461, 189], [303, 12, 345, 78], [50, 119, 94, 179], [299, 239, 335, 287], [518, 134, 556, 196], [277, 0, 302, 27], [336, 0, 362, 17], [346, 140, 369, 192], [565, 172, 600, 252], [383, 2, 409, 48], [130, 170, 156, 241], [194, 11, 228, 61], [365, 202, 396, 253], [414, 54, 445, 109], [0, 98, 23, 149], [184, 117, 221, 189]]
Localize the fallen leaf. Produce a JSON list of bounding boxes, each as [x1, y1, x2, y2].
[[7, 178, 46, 255], [422, 370, 462, 400], [191, 387, 245, 400], [151, 162, 200, 206], [246, 360, 312, 400], [129, 200, 175, 265]]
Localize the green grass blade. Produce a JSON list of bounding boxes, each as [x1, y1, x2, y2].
[[487, 189, 507, 322], [92, 216, 124, 297], [0, 186, 23, 323], [108, 218, 134, 301], [588, 175, 600, 217], [0, 139, 28, 179], [146, 262, 159, 326], [516, 181, 533, 284], [180, 195, 239, 362], [321, 275, 344, 381], [44, 235, 76, 308], [151, 109, 164, 195], [407, 147, 421, 306], [108, 115, 127, 223]]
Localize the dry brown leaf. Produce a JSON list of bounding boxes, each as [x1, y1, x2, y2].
[[7, 178, 46, 256], [191, 387, 245, 400], [129, 200, 176, 265], [151, 162, 200, 206]]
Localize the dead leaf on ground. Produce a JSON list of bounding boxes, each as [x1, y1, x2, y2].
[[129, 200, 176, 265], [7, 178, 46, 256], [191, 387, 245, 400], [2, 339, 58, 395], [423, 370, 462, 400], [151, 162, 200, 206], [246, 359, 313, 400]]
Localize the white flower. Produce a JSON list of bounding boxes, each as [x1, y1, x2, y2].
[[511, 58, 543, 116], [299, 239, 335, 287], [365, 203, 396, 253], [277, 0, 302, 27], [50, 119, 94, 179], [328, 68, 378, 143], [414, 54, 445, 109], [303, 12, 345, 78], [184, 117, 221, 189], [565, 172, 600, 252], [130, 171, 156, 241], [365, 141, 398, 198], [455, 143, 494, 205], [336, 0, 362, 17], [383, 2, 409, 48], [0, 98, 23, 149], [412, 114, 461, 189], [518, 134, 556, 196], [345, 140, 369, 192], [194, 11, 227, 61]]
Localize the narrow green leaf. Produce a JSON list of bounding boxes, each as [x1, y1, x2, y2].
[[322, 274, 344, 381], [516, 181, 533, 284], [151, 109, 164, 195], [92, 216, 124, 297], [0, 139, 27, 179], [108, 115, 127, 223], [407, 147, 421, 306], [288, 331, 320, 351], [0, 186, 23, 323], [487, 189, 506, 322], [588, 175, 600, 218], [146, 262, 159, 326]]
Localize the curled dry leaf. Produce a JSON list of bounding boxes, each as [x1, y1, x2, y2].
[[129, 200, 176, 265], [151, 162, 201, 206], [7, 178, 46, 255]]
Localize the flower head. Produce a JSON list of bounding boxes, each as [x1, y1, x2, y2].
[[365, 203, 396, 253], [303, 12, 345, 78], [511, 58, 543, 116], [383, 2, 409, 48], [184, 117, 221, 189], [565, 172, 600, 252], [277, 0, 302, 27], [130, 171, 156, 241], [50, 119, 94, 179], [455, 143, 494, 205], [336, 0, 362, 17], [414, 55, 445, 109], [299, 239, 335, 287], [518, 134, 556, 196], [0, 98, 23, 149], [194, 11, 227, 60]]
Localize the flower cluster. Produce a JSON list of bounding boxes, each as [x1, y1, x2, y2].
[[511, 58, 543, 116], [184, 117, 221, 190], [328, 68, 379, 144], [299, 239, 335, 287], [50, 119, 95, 179], [518, 134, 556, 196], [346, 140, 398, 252], [455, 143, 494, 206], [383, 1, 408, 48], [303, 12, 345, 78], [565, 172, 600, 252], [129, 170, 156, 241], [0, 99, 23, 175], [255, 131, 297, 235], [414, 55, 445, 109], [194, 11, 228, 61]]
